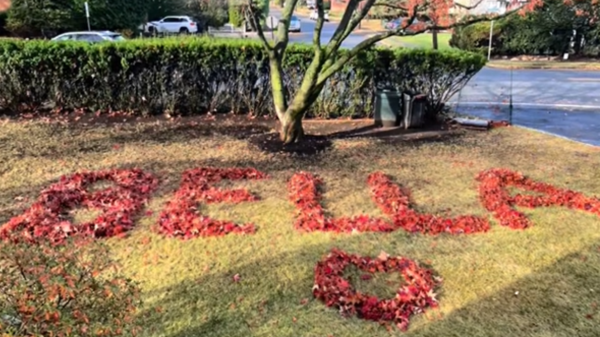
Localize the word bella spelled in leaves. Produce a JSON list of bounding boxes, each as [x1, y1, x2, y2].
[[1, 166, 599, 330], [1, 167, 599, 243]]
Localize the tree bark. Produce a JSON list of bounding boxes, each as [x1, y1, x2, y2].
[[280, 111, 305, 144]]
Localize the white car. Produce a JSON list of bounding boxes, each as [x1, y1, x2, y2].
[[306, 0, 316, 8], [140, 16, 200, 34], [309, 10, 329, 21], [51, 31, 125, 43], [289, 15, 301, 32]]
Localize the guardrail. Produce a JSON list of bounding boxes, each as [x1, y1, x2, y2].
[[207, 25, 247, 38]]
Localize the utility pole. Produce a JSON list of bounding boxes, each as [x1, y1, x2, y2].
[[487, 20, 494, 60], [84, 2, 91, 31]]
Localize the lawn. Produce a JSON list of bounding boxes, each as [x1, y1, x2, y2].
[[1, 116, 600, 337], [385, 33, 453, 50]]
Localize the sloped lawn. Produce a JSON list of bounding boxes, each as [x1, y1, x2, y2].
[[1, 116, 599, 337]]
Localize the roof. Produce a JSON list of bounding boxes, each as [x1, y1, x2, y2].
[[58, 31, 120, 35]]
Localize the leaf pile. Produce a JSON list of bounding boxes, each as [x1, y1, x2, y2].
[[368, 172, 491, 234], [477, 168, 600, 229], [288, 172, 395, 233], [288, 171, 489, 235], [0, 169, 157, 244], [313, 249, 439, 331], [158, 167, 268, 238]]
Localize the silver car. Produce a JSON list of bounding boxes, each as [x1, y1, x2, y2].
[[51, 31, 126, 43], [289, 15, 301, 33]]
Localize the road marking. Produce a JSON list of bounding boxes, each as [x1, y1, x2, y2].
[[567, 78, 600, 82], [448, 101, 600, 110]]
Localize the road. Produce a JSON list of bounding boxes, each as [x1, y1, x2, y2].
[[269, 8, 600, 147], [268, 8, 373, 48]]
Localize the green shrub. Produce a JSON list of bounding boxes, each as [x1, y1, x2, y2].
[[0, 37, 486, 119], [0, 237, 141, 336]]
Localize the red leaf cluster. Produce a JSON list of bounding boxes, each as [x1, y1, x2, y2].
[[288, 172, 395, 233], [158, 167, 267, 238], [0, 169, 157, 244], [313, 249, 439, 331], [288, 171, 489, 235], [477, 168, 600, 229], [367, 172, 490, 235]]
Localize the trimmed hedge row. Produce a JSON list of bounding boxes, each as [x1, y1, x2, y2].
[[0, 37, 485, 118]]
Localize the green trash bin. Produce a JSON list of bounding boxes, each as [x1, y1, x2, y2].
[[374, 89, 401, 127]]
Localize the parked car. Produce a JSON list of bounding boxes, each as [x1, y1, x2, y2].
[[140, 16, 201, 34], [289, 15, 302, 32], [385, 18, 423, 32], [309, 10, 329, 21], [306, 0, 316, 8], [51, 31, 125, 43]]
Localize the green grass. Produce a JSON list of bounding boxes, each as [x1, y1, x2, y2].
[[1, 117, 600, 336], [385, 33, 453, 50]]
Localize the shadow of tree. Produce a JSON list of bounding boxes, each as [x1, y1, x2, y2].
[[135, 235, 428, 337], [407, 240, 600, 337], [134, 237, 600, 337]]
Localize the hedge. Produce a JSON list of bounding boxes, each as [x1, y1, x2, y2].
[[0, 37, 486, 118]]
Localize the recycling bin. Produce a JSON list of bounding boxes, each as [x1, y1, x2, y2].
[[374, 89, 401, 127]]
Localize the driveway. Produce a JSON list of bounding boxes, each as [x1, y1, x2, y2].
[[268, 7, 600, 147]]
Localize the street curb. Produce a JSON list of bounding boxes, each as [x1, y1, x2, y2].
[[515, 126, 600, 148]]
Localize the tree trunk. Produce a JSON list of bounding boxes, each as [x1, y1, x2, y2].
[[280, 111, 304, 144], [432, 29, 438, 50]]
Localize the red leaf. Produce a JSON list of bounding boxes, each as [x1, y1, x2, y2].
[[157, 167, 267, 239], [0, 169, 158, 245], [476, 168, 600, 230], [313, 249, 439, 331]]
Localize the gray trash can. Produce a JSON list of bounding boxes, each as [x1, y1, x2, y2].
[[374, 89, 401, 127], [402, 91, 427, 129]]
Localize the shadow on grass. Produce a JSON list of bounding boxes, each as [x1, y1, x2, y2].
[[136, 237, 600, 337], [135, 235, 432, 337], [408, 241, 600, 337]]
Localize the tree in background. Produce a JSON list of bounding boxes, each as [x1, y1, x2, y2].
[[245, 0, 542, 144], [7, 0, 74, 37], [71, 0, 147, 31], [146, 0, 186, 22], [6, 0, 225, 37], [188, 0, 229, 27], [450, 0, 600, 56]]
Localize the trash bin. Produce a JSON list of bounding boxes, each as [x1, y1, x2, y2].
[[374, 89, 401, 127], [402, 91, 427, 129]]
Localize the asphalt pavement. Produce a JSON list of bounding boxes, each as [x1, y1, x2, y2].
[[269, 8, 372, 48], [269, 8, 600, 147]]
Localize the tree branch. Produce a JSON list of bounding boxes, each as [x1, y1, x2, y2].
[[454, 0, 485, 11], [274, 0, 298, 54], [244, 3, 272, 51], [325, 0, 363, 54], [313, 0, 326, 48], [317, 4, 527, 86]]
